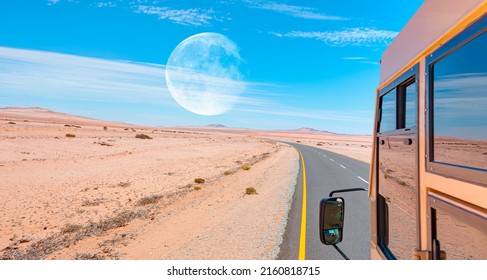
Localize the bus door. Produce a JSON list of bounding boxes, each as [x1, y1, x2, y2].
[[376, 68, 418, 259]]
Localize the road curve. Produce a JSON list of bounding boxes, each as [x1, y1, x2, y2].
[[278, 143, 371, 260]]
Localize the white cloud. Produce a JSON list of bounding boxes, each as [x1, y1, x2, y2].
[[0, 47, 269, 109], [47, 0, 60, 5], [134, 5, 217, 26], [235, 106, 370, 123], [342, 57, 368, 60], [95, 1, 118, 8], [0, 47, 170, 105], [268, 31, 283, 38], [342, 57, 380, 65], [273, 28, 398, 47], [245, 0, 347, 20], [45, 1, 224, 26]]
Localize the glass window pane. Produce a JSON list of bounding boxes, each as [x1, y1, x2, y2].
[[432, 31, 487, 170], [378, 135, 417, 259], [380, 91, 396, 132], [405, 82, 417, 128], [434, 206, 487, 259]]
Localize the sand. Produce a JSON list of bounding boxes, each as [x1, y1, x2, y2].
[[0, 107, 371, 260], [172, 127, 373, 164], [0, 107, 299, 260]]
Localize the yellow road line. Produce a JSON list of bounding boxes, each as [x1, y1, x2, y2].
[[297, 148, 307, 260]]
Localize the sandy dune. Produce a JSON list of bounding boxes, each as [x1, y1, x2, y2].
[[0, 107, 371, 260]]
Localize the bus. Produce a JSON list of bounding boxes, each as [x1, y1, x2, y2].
[[319, 0, 487, 260]]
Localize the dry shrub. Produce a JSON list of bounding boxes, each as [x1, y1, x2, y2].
[[223, 170, 235, 176], [242, 164, 252, 170], [136, 194, 164, 206], [117, 181, 131, 188], [0, 210, 148, 260], [82, 198, 104, 207], [61, 224, 82, 234], [194, 178, 205, 184], [245, 187, 258, 195], [84, 210, 148, 235], [135, 134, 152, 140], [66, 133, 76, 138], [75, 253, 105, 260]]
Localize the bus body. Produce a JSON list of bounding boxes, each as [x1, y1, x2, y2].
[[369, 0, 487, 259]]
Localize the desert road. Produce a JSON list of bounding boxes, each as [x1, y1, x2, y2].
[[278, 143, 371, 260]]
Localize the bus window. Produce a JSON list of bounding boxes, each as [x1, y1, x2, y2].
[[429, 195, 487, 259], [427, 18, 487, 186], [379, 76, 417, 133], [379, 90, 397, 132], [431, 30, 487, 171], [405, 82, 417, 129]]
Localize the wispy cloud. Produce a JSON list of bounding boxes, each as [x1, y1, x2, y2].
[[272, 28, 398, 47], [95, 1, 118, 8], [0, 47, 270, 110], [342, 57, 368, 60], [0, 47, 169, 105], [236, 106, 370, 124], [133, 5, 219, 26], [45, 1, 224, 26], [47, 0, 60, 5], [342, 56, 379, 65], [245, 0, 347, 20]]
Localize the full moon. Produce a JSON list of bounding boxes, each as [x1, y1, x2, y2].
[[165, 32, 246, 115]]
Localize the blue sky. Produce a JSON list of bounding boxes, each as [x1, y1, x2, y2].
[[0, 0, 423, 134]]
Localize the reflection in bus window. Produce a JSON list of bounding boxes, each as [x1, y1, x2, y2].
[[380, 91, 396, 132], [432, 31, 487, 171], [378, 135, 417, 259], [405, 82, 417, 128], [434, 206, 487, 259]]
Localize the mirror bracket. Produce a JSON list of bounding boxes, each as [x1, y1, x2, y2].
[[329, 187, 367, 197]]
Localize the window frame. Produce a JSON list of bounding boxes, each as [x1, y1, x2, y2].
[[425, 14, 487, 187], [376, 65, 419, 259], [378, 65, 418, 136]]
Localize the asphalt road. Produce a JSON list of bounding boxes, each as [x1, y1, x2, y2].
[[278, 143, 371, 260]]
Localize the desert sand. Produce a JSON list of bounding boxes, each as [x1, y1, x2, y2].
[[0, 107, 371, 260], [244, 128, 371, 163], [175, 127, 372, 164]]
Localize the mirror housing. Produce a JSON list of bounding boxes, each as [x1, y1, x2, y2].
[[319, 197, 345, 245]]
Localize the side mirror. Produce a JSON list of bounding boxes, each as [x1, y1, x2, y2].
[[319, 197, 345, 245]]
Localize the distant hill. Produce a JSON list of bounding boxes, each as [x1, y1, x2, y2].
[[206, 124, 227, 128], [0, 107, 351, 135], [0, 107, 138, 128], [273, 127, 338, 135]]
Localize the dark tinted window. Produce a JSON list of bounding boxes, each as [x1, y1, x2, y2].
[[405, 82, 417, 128], [380, 91, 396, 132], [432, 31, 487, 171]]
